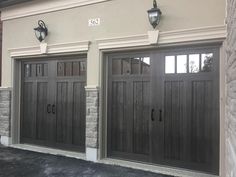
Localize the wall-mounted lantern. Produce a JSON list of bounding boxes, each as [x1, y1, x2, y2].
[[147, 0, 162, 29], [34, 20, 48, 42]]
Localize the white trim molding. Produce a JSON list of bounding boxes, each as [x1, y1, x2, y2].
[[1, 0, 110, 21], [86, 147, 98, 162], [97, 34, 150, 50], [8, 41, 90, 58], [0, 136, 11, 146], [97, 25, 226, 50], [11, 144, 86, 160], [0, 87, 12, 91]]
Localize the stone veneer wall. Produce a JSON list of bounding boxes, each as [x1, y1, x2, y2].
[[225, 0, 236, 176], [0, 13, 2, 86], [86, 88, 99, 149], [0, 89, 11, 139]]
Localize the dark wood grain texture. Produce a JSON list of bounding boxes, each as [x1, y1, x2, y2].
[[106, 46, 219, 174], [21, 57, 86, 152]]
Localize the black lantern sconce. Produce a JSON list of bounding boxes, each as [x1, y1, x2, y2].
[[34, 20, 48, 42], [147, 0, 162, 29]]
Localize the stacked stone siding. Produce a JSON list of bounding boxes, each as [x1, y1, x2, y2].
[[0, 89, 11, 137], [86, 88, 99, 148], [226, 0, 236, 176]]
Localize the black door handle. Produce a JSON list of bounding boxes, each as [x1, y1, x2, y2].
[[47, 104, 51, 114], [52, 104, 56, 114], [159, 109, 162, 122], [151, 109, 155, 121]]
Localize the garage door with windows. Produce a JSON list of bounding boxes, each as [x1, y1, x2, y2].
[[21, 56, 86, 152], [107, 45, 219, 174]]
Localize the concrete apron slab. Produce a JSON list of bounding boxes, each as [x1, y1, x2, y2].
[[9, 144, 218, 177], [10, 144, 86, 160], [0, 136, 11, 146], [0, 145, 168, 177], [100, 159, 219, 177]]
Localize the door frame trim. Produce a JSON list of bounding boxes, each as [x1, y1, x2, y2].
[[100, 43, 225, 176], [11, 53, 88, 146], [10, 41, 89, 146]]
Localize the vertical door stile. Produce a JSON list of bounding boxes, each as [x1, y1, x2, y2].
[[67, 80, 74, 145], [159, 52, 165, 160], [150, 51, 164, 163], [49, 60, 57, 144], [149, 52, 156, 162], [32, 77, 38, 140], [128, 70, 134, 154]]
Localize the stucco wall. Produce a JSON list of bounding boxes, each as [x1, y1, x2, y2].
[[1, 0, 226, 87], [0, 0, 228, 174], [225, 0, 236, 176]]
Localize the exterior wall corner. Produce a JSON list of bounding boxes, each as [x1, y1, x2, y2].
[[225, 0, 236, 176]]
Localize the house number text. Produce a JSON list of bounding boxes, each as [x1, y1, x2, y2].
[[88, 18, 101, 26]]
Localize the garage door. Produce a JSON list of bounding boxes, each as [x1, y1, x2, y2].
[[21, 56, 86, 152], [107, 46, 219, 174]]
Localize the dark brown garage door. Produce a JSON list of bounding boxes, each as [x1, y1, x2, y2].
[[107, 45, 219, 174], [21, 56, 86, 152]]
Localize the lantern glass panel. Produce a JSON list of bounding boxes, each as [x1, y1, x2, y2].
[[149, 12, 158, 22], [35, 30, 41, 40], [41, 31, 46, 40]]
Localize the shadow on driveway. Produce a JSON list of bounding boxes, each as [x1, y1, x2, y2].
[[0, 145, 172, 177]]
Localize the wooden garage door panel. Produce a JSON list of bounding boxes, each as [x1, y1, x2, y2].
[[22, 82, 35, 139], [164, 81, 184, 161], [191, 80, 213, 164], [21, 57, 86, 152], [107, 46, 219, 174], [110, 80, 150, 155], [133, 81, 150, 155], [109, 56, 151, 159], [111, 81, 128, 152], [56, 82, 70, 144], [36, 82, 48, 141], [55, 81, 86, 147], [55, 59, 86, 149], [22, 62, 50, 142], [163, 80, 216, 165], [159, 49, 219, 174]]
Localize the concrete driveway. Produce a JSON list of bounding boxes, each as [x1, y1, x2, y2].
[[0, 145, 171, 177]]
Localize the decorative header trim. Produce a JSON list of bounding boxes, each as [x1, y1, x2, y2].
[[1, 0, 110, 21], [8, 26, 226, 57], [9, 41, 89, 58], [97, 25, 226, 50]]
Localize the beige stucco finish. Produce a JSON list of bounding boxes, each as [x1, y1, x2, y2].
[[2, 0, 225, 86], [0, 1, 227, 176]]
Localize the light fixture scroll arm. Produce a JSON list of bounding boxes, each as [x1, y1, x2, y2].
[[38, 20, 48, 35], [153, 0, 157, 8]]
